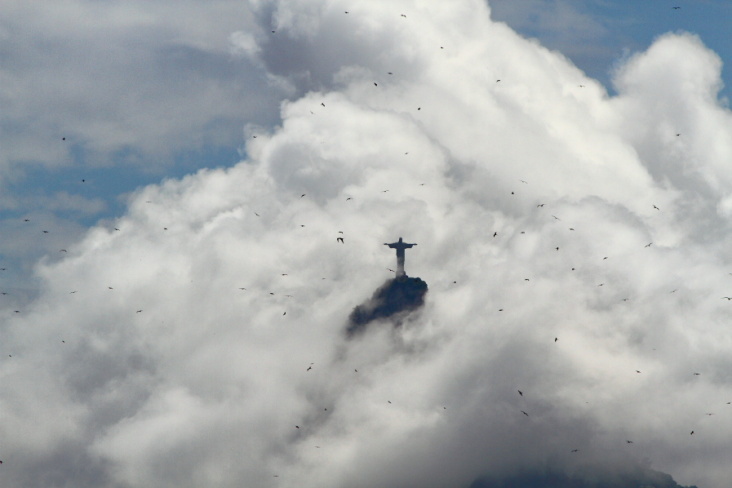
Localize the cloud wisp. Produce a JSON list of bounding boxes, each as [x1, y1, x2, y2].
[[1, 1, 732, 487]]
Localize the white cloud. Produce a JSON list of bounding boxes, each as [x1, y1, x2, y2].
[[0, 0, 280, 175], [1, 0, 731, 487]]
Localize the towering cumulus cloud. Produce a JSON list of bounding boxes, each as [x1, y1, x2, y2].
[[1, 1, 730, 487]]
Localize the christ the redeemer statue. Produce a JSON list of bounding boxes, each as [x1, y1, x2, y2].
[[384, 237, 417, 278]]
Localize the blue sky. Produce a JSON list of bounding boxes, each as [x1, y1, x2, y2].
[[1, 1, 731, 487], [490, 0, 731, 100]]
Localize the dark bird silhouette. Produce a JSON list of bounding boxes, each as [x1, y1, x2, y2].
[[373, 82, 377, 86], [690, 430, 694, 435], [554, 337, 558, 342], [672, 6, 680, 9], [626, 440, 633, 444], [693, 372, 701, 375], [136, 310, 143, 313], [521, 410, 529, 416], [283, 312, 286, 315], [300, 194, 306, 198], [518, 390, 523, 396], [645, 242, 652, 247], [537, 204, 545, 207], [722, 297, 732, 300], [571, 449, 579, 453], [337, 237, 344, 243], [493, 232, 497, 237], [653, 205, 660, 210], [42, 230, 49, 234], [552, 215, 560, 220], [321, 102, 325, 107], [59, 249, 67, 252], [295, 425, 300, 429], [346, 197, 352, 200]]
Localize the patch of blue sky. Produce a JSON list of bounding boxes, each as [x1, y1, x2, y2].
[[490, 0, 731, 101]]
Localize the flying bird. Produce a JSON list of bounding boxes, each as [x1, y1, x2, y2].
[[337, 237, 344, 243], [645, 242, 652, 247], [521, 410, 529, 416], [626, 440, 633, 444], [722, 297, 732, 300], [571, 449, 579, 453], [653, 205, 660, 210], [518, 390, 523, 396]]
